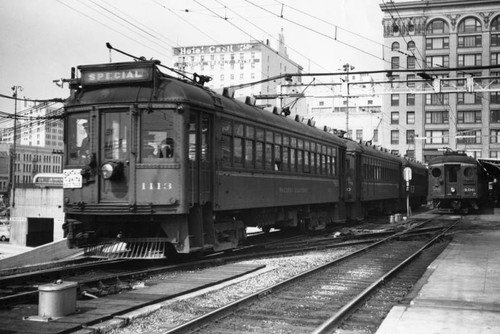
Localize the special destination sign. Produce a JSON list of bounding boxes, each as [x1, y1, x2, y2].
[[81, 67, 153, 85]]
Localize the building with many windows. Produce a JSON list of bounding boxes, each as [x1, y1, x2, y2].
[[381, 0, 500, 163], [294, 73, 383, 144], [0, 101, 63, 194], [172, 31, 303, 111]]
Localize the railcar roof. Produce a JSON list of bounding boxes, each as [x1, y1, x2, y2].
[[67, 61, 346, 148], [428, 152, 478, 165], [344, 139, 401, 162], [217, 94, 346, 146]]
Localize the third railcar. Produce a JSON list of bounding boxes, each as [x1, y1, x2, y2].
[[428, 151, 490, 212], [344, 140, 428, 220]]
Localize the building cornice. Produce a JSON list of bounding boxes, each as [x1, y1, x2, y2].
[[380, 0, 500, 12]]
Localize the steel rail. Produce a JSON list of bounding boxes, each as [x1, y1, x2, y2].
[[311, 218, 461, 334], [164, 218, 437, 333]]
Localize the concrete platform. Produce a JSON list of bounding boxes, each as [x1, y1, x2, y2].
[[376, 208, 500, 334], [0, 242, 33, 260], [0, 240, 82, 269]]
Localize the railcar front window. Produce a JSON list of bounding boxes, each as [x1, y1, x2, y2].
[[464, 167, 474, 178], [67, 114, 90, 165], [103, 112, 128, 160], [141, 110, 175, 161], [447, 166, 458, 182]]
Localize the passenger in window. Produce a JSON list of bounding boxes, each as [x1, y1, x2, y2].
[[160, 138, 174, 158], [143, 134, 158, 158], [79, 121, 90, 158], [274, 160, 281, 171]]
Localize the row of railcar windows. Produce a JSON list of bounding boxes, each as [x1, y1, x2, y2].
[[220, 119, 338, 176], [361, 157, 400, 182]]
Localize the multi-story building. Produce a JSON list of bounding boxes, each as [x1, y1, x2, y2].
[[295, 73, 383, 143], [380, 0, 500, 163], [172, 30, 303, 112], [0, 100, 63, 188]]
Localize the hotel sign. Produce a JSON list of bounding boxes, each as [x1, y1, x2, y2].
[[174, 43, 257, 55]]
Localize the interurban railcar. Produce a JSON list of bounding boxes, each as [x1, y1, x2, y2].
[[428, 151, 490, 212], [343, 140, 428, 221], [61, 60, 428, 258], [62, 61, 346, 256]]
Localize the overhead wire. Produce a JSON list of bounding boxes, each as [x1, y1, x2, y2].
[[242, 0, 393, 67], [271, 0, 393, 55], [55, 0, 171, 59], [191, 0, 291, 84], [211, 0, 329, 73], [152, 0, 223, 45], [381, 0, 426, 70], [209, 0, 338, 101], [100, 0, 179, 48], [81, 0, 173, 55]]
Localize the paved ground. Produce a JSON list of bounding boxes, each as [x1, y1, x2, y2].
[[376, 208, 500, 334]]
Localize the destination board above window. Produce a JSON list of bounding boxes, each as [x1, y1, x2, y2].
[[79, 63, 154, 85]]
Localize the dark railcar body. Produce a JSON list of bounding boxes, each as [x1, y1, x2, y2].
[[344, 140, 427, 220], [61, 60, 428, 258], [62, 61, 346, 255], [428, 151, 489, 212]]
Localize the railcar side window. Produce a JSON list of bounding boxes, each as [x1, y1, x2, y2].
[[234, 137, 243, 167], [297, 150, 304, 172], [245, 125, 254, 168], [256, 128, 264, 169], [189, 122, 197, 162], [221, 119, 232, 167], [201, 117, 209, 162], [233, 122, 244, 167], [304, 141, 310, 173], [67, 114, 90, 165], [141, 110, 175, 161], [331, 147, 337, 176]]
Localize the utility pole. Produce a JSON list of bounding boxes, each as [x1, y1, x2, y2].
[[342, 63, 355, 137], [10, 85, 23, 208]]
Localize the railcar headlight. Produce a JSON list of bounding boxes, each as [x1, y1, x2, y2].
[[101, 163, 114, 179], [101, 161, 123, 180], [450, 186, 456, 194]]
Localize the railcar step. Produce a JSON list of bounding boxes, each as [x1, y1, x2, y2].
[[83, 238, 172, 259]]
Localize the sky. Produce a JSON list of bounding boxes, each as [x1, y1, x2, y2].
[[0, 0, 407, 114]]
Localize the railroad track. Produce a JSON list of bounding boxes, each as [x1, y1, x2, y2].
[[155, 217, 459, 334], [0, 228, 346, 305], [0, 217, 442, 307], [0, 215, 455, 334], [0, 219, 403, 300]]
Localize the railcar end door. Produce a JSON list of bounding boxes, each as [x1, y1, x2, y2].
[[444, 164, 460, 196], [188, 112, 212, 205]]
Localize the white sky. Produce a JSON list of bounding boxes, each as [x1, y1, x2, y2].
[[0, 0, 407, 113]]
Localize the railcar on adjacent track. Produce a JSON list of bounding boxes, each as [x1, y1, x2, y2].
[[428, 151, 490, 212]]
